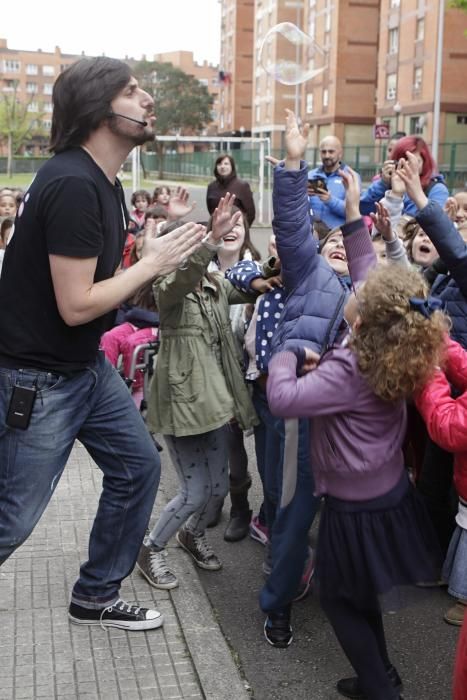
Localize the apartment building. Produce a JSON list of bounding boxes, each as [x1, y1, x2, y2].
[[376, 0, 467, 149], [218, 0, 255, 135], [0, 38, 78, 153], [220, 0, 467, 152], [152, 51, 220, 135]]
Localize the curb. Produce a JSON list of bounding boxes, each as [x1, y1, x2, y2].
[[156, 459, 251, 700], [169, 546, 251, 700]]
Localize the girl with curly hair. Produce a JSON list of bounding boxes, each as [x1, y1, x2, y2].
[[266, 263, 446, 700]]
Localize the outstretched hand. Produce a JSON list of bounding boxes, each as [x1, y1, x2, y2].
[[251, 274, 283, 293], [370, 201, 393, 241], [167, 186, 196, 222], [340, 167, 361, 222], [211, 192, 242, 242], [142, 221, 205, 276], [284, 109, 310, 167], [395, 152, 428, 211]]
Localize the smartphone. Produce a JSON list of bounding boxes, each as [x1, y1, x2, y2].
[[308, 177, 328, 193], [6, 384, 37, 430]]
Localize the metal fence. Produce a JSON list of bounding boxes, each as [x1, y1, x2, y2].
[[2, 142, 467, 190], [141, 142, 467, 190]]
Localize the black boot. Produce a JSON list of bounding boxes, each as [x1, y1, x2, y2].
[[206, 498, 224, 528], [336, 665, 403, 699], [224, 476, 252, 542]]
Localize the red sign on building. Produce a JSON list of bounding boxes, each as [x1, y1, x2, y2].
[[373, 123, 391, 140]]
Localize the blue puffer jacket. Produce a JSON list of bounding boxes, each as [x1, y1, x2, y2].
[[416, 200, 467, 348], [360, 174, 449, 217], [270, 162, 348, 356]]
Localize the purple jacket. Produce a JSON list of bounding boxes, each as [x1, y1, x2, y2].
[[267, 348, 406, 500], [267, 219, 406, 501]]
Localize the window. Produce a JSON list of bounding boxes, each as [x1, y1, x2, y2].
[[256, 105, 261, 123], [388, 28, 399, 54], [3, 79, 19, 91], [386, 73, 397, 100], [306, 93, 314, 114], [27, 102, 39, 112], [42, 119, 52, 129], [42, 65, 55, 76], [323, 88, 329, 108], [26, 82, 38, 94], [390, 0, 400, 7], [43, 102, 53, 113], [198, 78, 208, 87], [3, 60, 20, 72], [43, 83, 53, 95], [410, 116, 424, 134], [26, 64, 38, 75], [413, 67, 423, 92], [416, 18, 425, 41], [456, 115, 467, 125], [325, 11, 331, 33]]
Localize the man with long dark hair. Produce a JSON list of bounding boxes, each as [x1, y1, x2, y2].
[[0, 57, 204, 630]]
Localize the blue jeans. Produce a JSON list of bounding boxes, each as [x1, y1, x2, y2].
[[252, 384, 281, 527], [260, 416, 320, 613], [0, 353, 160, 609]]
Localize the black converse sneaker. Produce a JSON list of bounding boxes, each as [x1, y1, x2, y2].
[[176, 527, 221, 570], [136, 543, 179, 590], [69, 598, 164, 631]]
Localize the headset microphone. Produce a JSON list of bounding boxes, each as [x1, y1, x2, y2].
[[108, 112, 148, 127]]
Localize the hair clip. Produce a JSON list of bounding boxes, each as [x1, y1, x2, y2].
[[408, 296, 444, 319]]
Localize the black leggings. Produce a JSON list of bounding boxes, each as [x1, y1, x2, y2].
[[320, 594, 400, 700]]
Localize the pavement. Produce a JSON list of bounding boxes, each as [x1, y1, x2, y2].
[[0, 441, 250, 700]]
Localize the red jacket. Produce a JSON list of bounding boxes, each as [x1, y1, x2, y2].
[[415, 337, 467, 502]]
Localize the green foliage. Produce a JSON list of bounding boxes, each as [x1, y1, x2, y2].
[[450, 0, 467, 9], [0, 92, 35, 154], [131, 61, 213, 135]]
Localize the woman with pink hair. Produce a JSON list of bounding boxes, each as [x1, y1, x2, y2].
[[360, 135, 449, 218]]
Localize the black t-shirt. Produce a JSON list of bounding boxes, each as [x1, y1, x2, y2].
[[0, 148, 127, 373]]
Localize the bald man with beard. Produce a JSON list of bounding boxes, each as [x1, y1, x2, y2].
[[307, 135, 361, 233]]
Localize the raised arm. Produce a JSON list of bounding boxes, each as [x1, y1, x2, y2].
[[272, 110, 318, 291], [397, 152, 467, 296], [339, 167, 378, 287]]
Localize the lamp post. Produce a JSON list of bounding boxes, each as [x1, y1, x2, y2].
[[432, 0, 445, 163]]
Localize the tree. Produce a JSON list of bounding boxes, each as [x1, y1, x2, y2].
[[451, 0, 467, 8], [0, 83, 42, 178], [131, 61, 213, 178]]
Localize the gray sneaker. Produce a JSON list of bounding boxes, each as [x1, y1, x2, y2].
[[176, 527, 222, 571], [136, 543, 178, 589]]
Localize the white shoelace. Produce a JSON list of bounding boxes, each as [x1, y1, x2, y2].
[[99, 598, 142, 631], [193, 533, 215, 559], [149, 550, 174, 579]]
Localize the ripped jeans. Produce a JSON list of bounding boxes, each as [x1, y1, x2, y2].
[[0, 353, 160, 609]]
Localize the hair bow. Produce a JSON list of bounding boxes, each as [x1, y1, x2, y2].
[[408, 296, 444, 319]]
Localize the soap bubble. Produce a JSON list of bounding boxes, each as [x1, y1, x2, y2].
[[259, 22, 327, 86]]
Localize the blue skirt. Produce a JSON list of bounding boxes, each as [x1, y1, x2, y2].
[[315, 472, 442, 610], [443, 524, 467, 601]]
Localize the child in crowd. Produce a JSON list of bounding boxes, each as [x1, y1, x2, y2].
[[205, 206, 261, 541], [0, 190, 17, 219], [136, 194, 258, 590], [267, 258, 445, 699], [0, 218, 14, 276], [130, 189, 152, 229], [152, 184, 171, 208], [415, 336, 467, 627], [227, 111, 375, 648]]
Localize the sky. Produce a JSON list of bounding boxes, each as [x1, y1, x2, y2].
[[4, 0, 221, 66]]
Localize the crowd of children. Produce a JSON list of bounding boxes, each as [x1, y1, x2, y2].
[[2, 128, 466, 697]]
